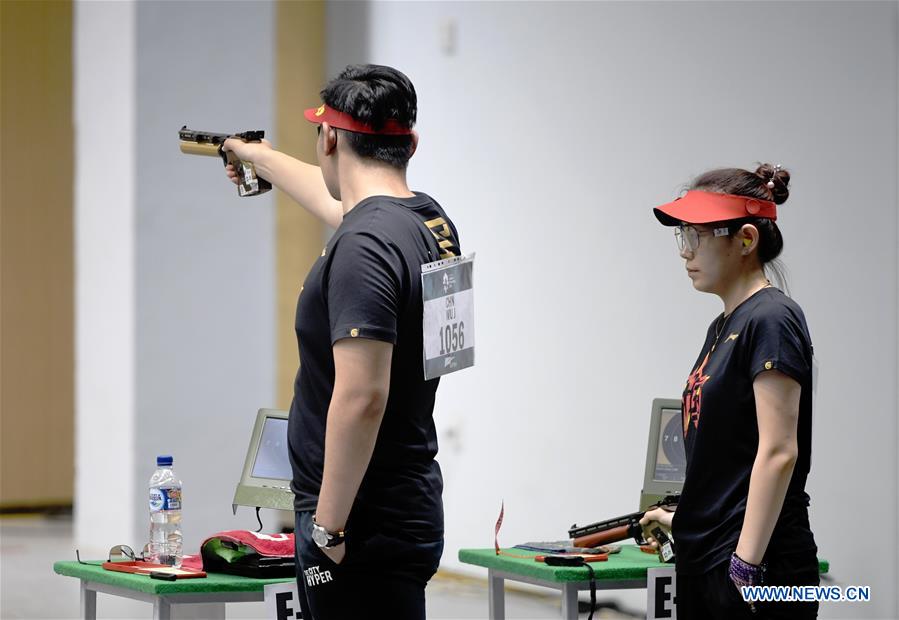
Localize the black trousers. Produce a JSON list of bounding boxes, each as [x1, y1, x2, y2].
[[676, 551, 820, 620], [293, 511, 443, 620]]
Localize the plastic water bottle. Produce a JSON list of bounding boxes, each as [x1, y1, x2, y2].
[[148, 455, 183, 567]]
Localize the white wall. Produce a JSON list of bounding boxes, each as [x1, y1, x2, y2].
[[75, 1, 277, 554], [330, 2, 899, 618]]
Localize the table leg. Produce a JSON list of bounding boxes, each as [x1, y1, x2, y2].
[[560, 583, 578, 620], [80, 581, 97, 620], [154, 599, 171, 620], [488, 569, 505, 619]]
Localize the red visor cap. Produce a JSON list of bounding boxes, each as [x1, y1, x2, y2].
[[653, 190, 777, 226], [303, 104, 413, 136]]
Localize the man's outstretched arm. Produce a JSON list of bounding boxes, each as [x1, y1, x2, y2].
[[223, 138, 343, 228]]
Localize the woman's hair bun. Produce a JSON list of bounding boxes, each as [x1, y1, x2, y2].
[[755, 163, 790, 205]]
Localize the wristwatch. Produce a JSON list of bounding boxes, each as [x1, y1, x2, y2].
[[311, 516, 346, 549]]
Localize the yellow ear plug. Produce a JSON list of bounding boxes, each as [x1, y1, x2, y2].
[[743, 238, 752, 247]]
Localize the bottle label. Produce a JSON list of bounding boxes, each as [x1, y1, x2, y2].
[[149, 488, 182, 512]]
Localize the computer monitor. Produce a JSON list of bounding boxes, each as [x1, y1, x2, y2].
[[232, 408, 294, 514], [640, 398, 686, 510]]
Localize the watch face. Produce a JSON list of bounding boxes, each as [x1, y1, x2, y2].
[[311, 525, 329, 547]]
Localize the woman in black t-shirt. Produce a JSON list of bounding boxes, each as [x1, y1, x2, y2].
[[640, 164, 819, 619]]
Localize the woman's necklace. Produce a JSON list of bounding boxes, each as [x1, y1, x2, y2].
[[710, 313, 732, 353], [710, 280, 772, 352]]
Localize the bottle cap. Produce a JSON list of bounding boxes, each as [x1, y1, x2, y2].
[[156, 455, 173, 467]]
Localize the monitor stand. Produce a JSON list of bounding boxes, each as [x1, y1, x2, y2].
[[232, 485, 294, 515]]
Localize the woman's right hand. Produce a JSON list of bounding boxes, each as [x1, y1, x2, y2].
[[639, 507, 674, 549]]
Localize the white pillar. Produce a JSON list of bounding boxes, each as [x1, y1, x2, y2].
[[74, 0, 138, 551], [74, 0, 276, 555]]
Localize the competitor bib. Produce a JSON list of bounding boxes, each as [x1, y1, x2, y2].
[[421, 253, 475, 380]]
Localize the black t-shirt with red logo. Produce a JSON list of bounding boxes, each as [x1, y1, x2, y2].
[[288, 192, 460, 543], [673, 287, 817, 575]]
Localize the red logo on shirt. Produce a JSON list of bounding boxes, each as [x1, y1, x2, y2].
[[683, 351, 711, 438]]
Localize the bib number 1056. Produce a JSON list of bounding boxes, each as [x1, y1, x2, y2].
[[438, 321, 466, 355], [421, 252, 475, 380]]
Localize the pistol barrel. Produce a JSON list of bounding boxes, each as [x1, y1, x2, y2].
[[179, 141, 221, 157]]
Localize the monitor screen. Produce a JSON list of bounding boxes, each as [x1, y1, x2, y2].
[[653, 408, 686, 483], [250, 417, 291, 481]]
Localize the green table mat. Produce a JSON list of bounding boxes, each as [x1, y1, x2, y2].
[[53, 561, 293, 595], [458, 547, 830, 583], [58, 549, 831, 591]]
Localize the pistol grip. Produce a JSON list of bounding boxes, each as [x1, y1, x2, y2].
[[221, 148, 271, 197]]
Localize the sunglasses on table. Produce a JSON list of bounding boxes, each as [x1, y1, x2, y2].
[[75, 544, 151, 566]]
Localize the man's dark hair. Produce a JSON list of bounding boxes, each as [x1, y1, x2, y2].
[[321, 64, 417, 169]]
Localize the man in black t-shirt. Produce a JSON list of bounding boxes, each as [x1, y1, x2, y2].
[[223, 65, 460, 620]]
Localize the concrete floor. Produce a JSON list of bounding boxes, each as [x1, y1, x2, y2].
[[0, 515, 640, 619]]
